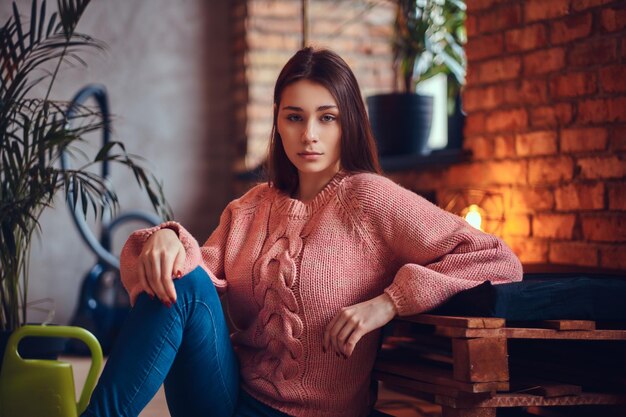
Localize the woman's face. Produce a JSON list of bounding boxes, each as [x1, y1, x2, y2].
[[276, 79, 342, 181]]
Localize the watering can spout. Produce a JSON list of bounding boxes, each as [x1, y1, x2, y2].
[[0, 325, 103, 417]]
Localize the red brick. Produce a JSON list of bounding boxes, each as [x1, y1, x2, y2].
[[466, 62, 481, 86], [523, 48, 566, 76], [446, 161, 527, 186], [463, 85, 504, 112], [600, 245, 626, 270], [466, 15, 478, 37], [549, 242, 599, 267], [561, 127, 608, 152], [533, 214, 576, 239], [515, 131, 558, 156], [249, 16, 301, 34], [486, 160, 528, 185], [550, 72, 598, 98], [608, 183, 626, 210], [249, 0, 302, 17], [503, 79, 549, 105], [611, 125, 626, 150], [582, 214, 626, 242], [470, 0, 504, 11], [503, 214, 531, 237], [555, 182, 605, 210], [577, 155, 626, 179], [525, 0, 571, 22], [568, 37, 618, 67], [572, 0, 614, 11], [508, 237, 549, 263], [477, 56, 522, 83], [530, 103, 574, 128], [486, 108, 528, 133], [528, 156, 574, 184], [510, 187, 555, 213], [550, 13, 593, 44], [247, 32, 300, 50], [600, 5, 626, 31], [605, 97, 626, 122], [467, 33, 505, 61], [445, 163, 485, 187], [465, 112, 486, 136], [578, 99, 608, 124], [479, 3, 523, 34], [600, 65, 626, 93], [494, 135, 516, 159], [505, 24, 547, 52], [464, 136, 493, 160]]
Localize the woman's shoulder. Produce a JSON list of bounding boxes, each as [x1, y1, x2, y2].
[[342, 171, 433, 215], [227, 182, 273, 213], [344, 171, 408, 200]]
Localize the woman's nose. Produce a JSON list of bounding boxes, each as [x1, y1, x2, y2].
[[302, 121, 319, 142]]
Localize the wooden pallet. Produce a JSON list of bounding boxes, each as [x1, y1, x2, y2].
[[373, 314, 626, 417]]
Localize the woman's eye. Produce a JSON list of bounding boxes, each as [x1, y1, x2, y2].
[[287, 114, 302, 122], [321, 114, 336, 122]]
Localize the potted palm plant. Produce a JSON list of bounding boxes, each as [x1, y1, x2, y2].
[[0, 0, 171, 345], [367, 0, 466, 156]]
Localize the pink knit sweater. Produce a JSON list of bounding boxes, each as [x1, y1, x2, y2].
[[120, 170, 522, 417]]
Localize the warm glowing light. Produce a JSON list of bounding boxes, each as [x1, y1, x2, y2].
[[463, 204, 483, 231]]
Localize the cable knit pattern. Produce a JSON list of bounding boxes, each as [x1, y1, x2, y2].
[[119, 170, 523, 417]]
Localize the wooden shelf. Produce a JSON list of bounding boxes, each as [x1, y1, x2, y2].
[[380, 148, 471, 172]]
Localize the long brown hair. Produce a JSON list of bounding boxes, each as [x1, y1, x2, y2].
[[266, 47, 382, 193]]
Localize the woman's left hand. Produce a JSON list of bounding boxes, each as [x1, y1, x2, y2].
[[323, 293, 397, 359]]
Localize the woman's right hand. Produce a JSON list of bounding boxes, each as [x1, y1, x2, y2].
[[138, 228, 186, 306]]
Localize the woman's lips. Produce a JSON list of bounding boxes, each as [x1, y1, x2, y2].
[[298, 152, 322, 161]]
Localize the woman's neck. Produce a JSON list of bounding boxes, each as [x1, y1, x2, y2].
[[295, 166, 341, 203]]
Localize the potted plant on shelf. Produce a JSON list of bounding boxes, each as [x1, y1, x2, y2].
[[0, 0, 171, 351], [367, 0, 466, 157]]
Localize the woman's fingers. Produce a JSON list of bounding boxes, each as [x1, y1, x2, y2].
[[325, 312, 350, 358], [160, 251, 177, 304], [323, 313, 340, 353], [336, 318, 357, 356], [145, 253, 167, 304], [138, 261, 155, 298]]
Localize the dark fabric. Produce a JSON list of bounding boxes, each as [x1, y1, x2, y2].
[[431, 275, 626, 321]]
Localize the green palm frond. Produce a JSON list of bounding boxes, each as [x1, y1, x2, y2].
[[0, 0, 172, 330]]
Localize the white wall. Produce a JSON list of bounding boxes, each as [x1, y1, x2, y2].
[[1, 0, 234, 325]]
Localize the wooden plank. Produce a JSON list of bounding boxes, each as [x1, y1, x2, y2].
[[398, 314, 505, 329], [505, 328, 626, 340], [436, 392, 626, 408], [507, 320, 597, 331], [436, 327, 505, 338], [373, 370, 462, 398], [452, 337, 509, 383], [441, 406, 496, 417], [435, 327, 626, 340], [374, 355, 508, 393]]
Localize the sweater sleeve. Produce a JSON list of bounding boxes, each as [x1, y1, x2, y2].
[[352, 174, 523, 316], [120, 206, 233, 305]]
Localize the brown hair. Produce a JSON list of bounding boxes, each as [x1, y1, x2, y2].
[[266, 47, 382, 193]]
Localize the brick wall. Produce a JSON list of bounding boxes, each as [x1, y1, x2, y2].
[[233, 0, 395, 171], [392, 0, 626, 269]]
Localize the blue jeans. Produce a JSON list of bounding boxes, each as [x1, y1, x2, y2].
[[81, 266, 292, 417]]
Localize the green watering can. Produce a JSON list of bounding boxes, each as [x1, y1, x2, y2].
[[0, 325, 103, 417]]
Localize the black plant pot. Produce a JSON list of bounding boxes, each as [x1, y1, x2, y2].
[[367, 93, 434, 157], [446, 92, 466, 151]]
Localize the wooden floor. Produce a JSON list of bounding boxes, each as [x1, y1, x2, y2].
[[64, 355, 440, 417]]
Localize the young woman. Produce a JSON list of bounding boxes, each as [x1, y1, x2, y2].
[[82, 47, 523, 417]]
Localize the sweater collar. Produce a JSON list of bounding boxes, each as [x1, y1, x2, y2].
[[272, 169, 350, 218]]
